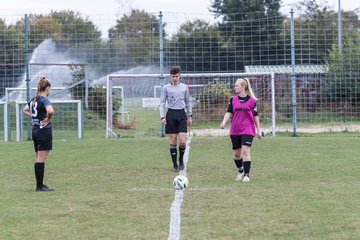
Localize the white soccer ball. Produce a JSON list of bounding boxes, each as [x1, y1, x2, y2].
[[173, 175, 189, 190]]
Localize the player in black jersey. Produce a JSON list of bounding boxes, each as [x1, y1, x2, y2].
[[23, 76, 55, 192]]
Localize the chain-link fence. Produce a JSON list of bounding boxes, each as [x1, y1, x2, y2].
[[1, 8, 360, 140]]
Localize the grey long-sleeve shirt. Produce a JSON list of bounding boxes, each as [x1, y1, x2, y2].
[[159, 82, 192, 119]]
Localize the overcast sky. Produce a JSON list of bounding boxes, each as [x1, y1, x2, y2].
[[0, 0, 358, 15], [1, 0, 359, 37]]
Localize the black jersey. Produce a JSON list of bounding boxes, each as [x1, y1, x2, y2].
[[27, 96, 52, 128]]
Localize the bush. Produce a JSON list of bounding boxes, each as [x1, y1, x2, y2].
[[192, 82, 232, 120], [88, 87, 121, 120]]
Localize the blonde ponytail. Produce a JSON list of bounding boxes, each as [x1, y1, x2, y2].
[[236, 78, 258, 100]]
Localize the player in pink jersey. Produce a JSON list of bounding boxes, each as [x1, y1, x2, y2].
[[220, 78, 262, 182]]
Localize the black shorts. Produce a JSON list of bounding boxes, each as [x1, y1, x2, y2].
[[32, 127, 53, 152], [230, 135, 254, 150], [165, 109, 187, 134]]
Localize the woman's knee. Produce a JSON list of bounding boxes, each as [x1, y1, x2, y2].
[[242, 146, 251, 156], [233, 149, 241, 159]]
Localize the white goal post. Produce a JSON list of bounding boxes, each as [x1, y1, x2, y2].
[[106, 73, 276, 138], [16, 100, 83, 141], [106, 79, 125, 138], [0, 101, 8, 141]]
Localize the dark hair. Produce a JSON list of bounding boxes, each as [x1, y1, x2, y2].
[[170, 66, 181, 75]]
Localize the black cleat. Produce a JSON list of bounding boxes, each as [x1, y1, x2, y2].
[[36, 185, 54, 192], [173, 166, 179, 172], [179, 163, 184, 171]]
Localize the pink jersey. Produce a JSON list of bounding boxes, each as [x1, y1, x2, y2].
[[229, 96, 257, 136]]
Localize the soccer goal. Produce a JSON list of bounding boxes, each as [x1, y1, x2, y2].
[[106, 73, 275, 138], [15, 100, 83, 141]]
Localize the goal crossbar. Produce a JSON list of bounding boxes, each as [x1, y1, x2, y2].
[[4, 87, 66, 102]]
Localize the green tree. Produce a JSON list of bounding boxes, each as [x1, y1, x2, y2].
[[108, 9, 162, 67], [11, 14, 62, 51], [210, 0, 284, 71], [88, 87, 121, 120], [171, 19, 224, 72], [50, 10, 102, 45], [67, 65, 86, 100], [27, 14, 61, 48], [66, 65, 122, 119], [325, 32, 360, 104], [0, 19, 25, 97], [1, 12, 103, 98], [290, 0, 360, 65], [292, 0, 338, 65]]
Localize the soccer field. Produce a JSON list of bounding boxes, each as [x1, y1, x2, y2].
[[1, 134, 359, 239]]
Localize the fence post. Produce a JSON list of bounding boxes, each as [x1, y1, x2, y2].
[[159, 11, 165, 137], [25, 14, 31, 141], [290, 9, 297, 137], [338, 0, 342, 51]]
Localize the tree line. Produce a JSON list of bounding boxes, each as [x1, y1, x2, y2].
[[0, 0, 359, 100]]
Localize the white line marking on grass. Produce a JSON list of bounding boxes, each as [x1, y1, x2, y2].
[[179, 136, 191, 177], [168, 190, 184, 240], [129, 187, 232, 192], [129, 188, 173, 192], [168, 136, 191, 240]]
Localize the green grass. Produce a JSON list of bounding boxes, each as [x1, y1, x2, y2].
[[1, 134, 360, 239]]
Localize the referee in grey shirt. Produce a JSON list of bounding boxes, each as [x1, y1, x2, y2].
[[159, 66, 192, 172]]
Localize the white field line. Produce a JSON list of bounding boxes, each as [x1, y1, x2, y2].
[[180, 136, 191, 176], [129, 187, 232, 192], [168, 190, 184, 240], [167, 136, 191, 240]]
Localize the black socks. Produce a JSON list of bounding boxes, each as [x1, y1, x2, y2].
[[179, 144, 186, 165], [243, 161, 251, 176], [170, 144, 178, 168], [234, 159, 243, 173], [170, 144, 186, 169], [34, 162, 45, 188]]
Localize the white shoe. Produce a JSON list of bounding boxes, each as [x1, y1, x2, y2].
[[243, 175, 250, 182], [235, 172, 244, 181]]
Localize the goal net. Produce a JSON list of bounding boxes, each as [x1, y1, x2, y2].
[[1, 62, 90, 141], [106, 73, 275, 138], [2, 85, 84, 141], [15, 100, 83, 141]]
